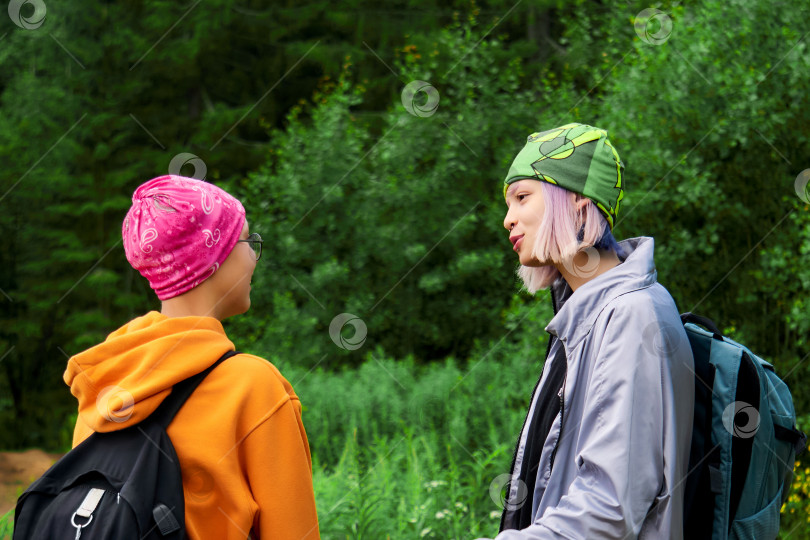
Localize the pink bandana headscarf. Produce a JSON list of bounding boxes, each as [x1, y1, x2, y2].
[[122, 175, 246, 300]]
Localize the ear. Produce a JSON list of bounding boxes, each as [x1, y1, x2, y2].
[[573, 195, 590, 231]]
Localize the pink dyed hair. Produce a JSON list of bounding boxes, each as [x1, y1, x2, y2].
[[516, 181, 614, 294]]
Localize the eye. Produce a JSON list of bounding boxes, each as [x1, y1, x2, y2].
[[517, 194, 528, 201]]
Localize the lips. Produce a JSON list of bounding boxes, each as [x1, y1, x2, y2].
[[510, 234, 524, 252]]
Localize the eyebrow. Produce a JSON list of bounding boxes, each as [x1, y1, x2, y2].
[[506, 183, 522, 198]]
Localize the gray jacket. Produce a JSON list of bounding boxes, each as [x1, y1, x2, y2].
[[482, 237, 694, 540]]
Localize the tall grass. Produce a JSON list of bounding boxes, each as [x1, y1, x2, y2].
[[293, 351, 535, 539], [0, 510, 12, 540], [269, 294, 554, 538]]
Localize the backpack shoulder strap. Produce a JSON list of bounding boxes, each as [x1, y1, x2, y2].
[[149, 350, 240, 429], [681, 312, 723, 340]]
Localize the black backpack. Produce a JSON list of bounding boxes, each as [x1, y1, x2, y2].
[[13, 350, 238, 540]]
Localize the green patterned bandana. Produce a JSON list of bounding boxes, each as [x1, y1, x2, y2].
[[503, 123, 625, 230]]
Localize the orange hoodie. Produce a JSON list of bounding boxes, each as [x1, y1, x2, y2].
[[63, 311, 320, 540]]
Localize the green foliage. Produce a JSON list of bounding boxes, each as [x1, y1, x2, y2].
[[295, 297, 549, 538], [0, 509, 12, 540], [589, 0, 810, 412], [0, 0, 545, 448], [2, 0, 810, 536], [779, 414, 810, 538], [0, 0, 575, 449], [231, 16, 579, 366]]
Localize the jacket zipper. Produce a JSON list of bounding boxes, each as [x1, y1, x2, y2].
[[548, 369, 567, 472]]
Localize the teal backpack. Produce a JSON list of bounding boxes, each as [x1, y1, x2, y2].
[[681, 312, 807, 539]]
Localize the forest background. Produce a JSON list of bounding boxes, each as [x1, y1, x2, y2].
[[1, 0, 810, 537]]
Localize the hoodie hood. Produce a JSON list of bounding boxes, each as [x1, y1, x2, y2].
[[64, 311, 235, 433]]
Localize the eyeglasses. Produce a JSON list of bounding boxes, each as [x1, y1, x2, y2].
[[236, 232, 263, 261]]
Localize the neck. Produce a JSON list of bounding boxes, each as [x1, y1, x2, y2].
[[556, 248, 621, 292], [160, 287, 224, 320]]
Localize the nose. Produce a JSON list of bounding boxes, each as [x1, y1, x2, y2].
[[504, 207, 516, 231]]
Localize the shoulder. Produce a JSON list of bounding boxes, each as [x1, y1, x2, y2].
[[589, 284, 687, 363], [207, 353, 299, 404], [215, 352, 291, 378], [188, 353, 303, 438], [600, 283, 680, 326]]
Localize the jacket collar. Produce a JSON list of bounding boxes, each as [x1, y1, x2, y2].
[[545, 236, 658, 351]]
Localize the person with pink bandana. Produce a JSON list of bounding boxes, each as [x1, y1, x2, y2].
[[62, 175, 320, 539]]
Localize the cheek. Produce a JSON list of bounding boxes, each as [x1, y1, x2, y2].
[[517, 207, 534, 228], [244, 257, 257, 282], [527, 200, 545, 225]]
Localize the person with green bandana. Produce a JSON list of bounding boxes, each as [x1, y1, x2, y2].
[[477, 123, 694, 539]]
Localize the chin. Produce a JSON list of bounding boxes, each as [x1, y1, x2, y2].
[[233, 300, 250, 317], [518, 252, 541, 267], [520, 254, 553, 268], [222, 299, 251, 320]]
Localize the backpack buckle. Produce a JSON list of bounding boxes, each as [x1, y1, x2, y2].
[[71, 488, 105, 539]]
